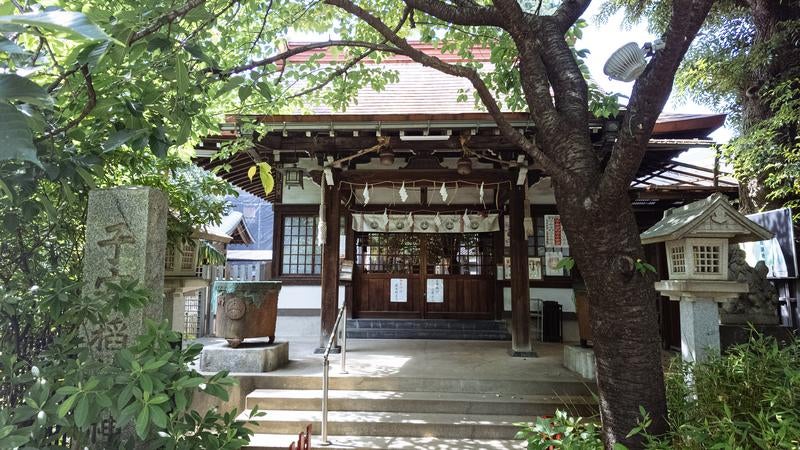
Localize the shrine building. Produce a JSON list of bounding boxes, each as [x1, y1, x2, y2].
[[194, 43, 736, 354]]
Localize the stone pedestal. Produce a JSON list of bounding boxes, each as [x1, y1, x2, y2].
[[564, 345, 596, 379], [199, 340, 289, 373], [679, 299, 721, 363], [655, 280, 748, 364], [82, 187, 168, 361]]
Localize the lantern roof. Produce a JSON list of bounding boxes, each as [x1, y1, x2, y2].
[[640, 193, 773, 245]]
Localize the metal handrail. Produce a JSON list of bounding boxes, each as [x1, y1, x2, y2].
[[320, 304, 347, 446]]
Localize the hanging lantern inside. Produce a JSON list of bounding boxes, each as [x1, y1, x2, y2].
[[457, 156, 473, 175], [379, 147, 395, 165]]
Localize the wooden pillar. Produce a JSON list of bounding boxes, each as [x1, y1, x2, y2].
[[492, 214, 505, 320], [319, 178, 341, 350], [510, 184, 535, 356]]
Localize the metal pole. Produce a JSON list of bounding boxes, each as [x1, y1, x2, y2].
[[340, 305, 348, 374], [321, 358, 330, 445]]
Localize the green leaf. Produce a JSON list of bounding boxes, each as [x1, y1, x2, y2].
[[149, 126, 169, 158], [149, 393, 169, 405], [0, 36, 27, 54], [56, 386, 80, 396], [0, 435, 30, 448], [247, 165, 257, 181], [176, 55, 189, 95], [0, 74, 53, 108], [257, 162, 274, 195], [0, 11, 114, 42], [102, 128, 148, 153], [0, 102, 41, 167], [140, 373, 153, 395], [0, 425, 13, 439], [135, 405, 149, 439], [238, 85, 252, 102], [74, 395, 89, 427], [57, 392, 79, 418], [72, 40, 112, 73], [150, 405, 167, 428]]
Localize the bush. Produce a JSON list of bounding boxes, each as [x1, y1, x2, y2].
[[659, 333, 800, 449], [516, 333, 800, 449], [0, 281, 259, 449]]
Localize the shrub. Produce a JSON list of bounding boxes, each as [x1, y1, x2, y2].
[[0, 282, 259, 449], [516, 333, 800, 449]]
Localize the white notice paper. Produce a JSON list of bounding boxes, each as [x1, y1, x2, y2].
[[390, 278, 407, 303], [426, 278, 444, 303]]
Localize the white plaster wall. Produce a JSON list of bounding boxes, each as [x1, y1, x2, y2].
[[529, 177, 556, 205], [282, 177, 321, 204], [276, 285, 345, 309], [503, 287, 576, 313]]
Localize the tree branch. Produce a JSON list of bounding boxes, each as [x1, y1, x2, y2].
[[128, 0, 207, 44], [208, 40, 400, 77], [248, 0, 274, 54], [325, 0, 570, 181], [552, 0, 592, 33], [402, 0, 503, 27], [181, 0, 238, 46], [599, 0, 715, 198], [37, 66, 96, 141], [285, 7, 413, 100]]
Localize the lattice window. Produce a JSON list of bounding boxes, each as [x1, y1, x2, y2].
[[355, 233, 494, 275], [183, 294, 199, 338], [693, 245, 721, 274], [670, 246, 686, 273], [179, 244, 196, 271], [356, 233, 420, 274], [165, 246, 175, 271], [281, 215, 320, 275], [441, 234, 495, 275]]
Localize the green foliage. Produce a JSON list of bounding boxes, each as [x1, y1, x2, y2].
[[1, 281, 259, 449], [658, 334, 800, 449], [600, 1, 799, 213], [634, 258, 656, 275], [516, 409, 604, 449], [556, 256, 576, 271], [516, 334, 800, 449]]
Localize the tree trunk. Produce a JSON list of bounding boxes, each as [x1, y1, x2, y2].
[[555, 183, 667, 449]]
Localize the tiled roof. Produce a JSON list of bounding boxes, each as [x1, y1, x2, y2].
[[305, 64, 487, 115]]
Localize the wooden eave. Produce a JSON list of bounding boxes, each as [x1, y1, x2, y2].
[[195, 112, 728, 203]]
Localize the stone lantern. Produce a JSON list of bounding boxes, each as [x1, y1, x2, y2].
[[640, 193, 772, 363]]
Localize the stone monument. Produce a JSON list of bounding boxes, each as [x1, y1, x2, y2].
[[82, 186, 168, 360], [640, 193, 773, 363], [721, 246, 779, 324]]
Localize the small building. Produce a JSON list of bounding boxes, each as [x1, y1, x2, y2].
[[194, 43, 738, 351]]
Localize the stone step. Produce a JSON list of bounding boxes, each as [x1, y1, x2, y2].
[[245, 389, 595, 416], [245, 375, 595, 396], [348, 319, 509, 331], [347, 328, 511, 340], [239, 409, 529, 439], [245, 434, 525, 450]]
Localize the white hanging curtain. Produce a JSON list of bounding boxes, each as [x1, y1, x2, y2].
[[352, 213, 500, 233]]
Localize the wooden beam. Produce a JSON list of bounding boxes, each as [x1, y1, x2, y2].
[[509, 185, 535, 357], [337, 169, 514, 185]]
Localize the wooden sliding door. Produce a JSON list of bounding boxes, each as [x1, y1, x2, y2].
[[354, 232, 496, 319]]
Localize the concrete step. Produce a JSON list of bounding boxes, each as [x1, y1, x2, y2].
[[347, 319, 509, 331], [245, 433, 525, 450], [245, 389, 595, 416], [347, 328, 511, 340], [239, 409, 529, 439], [245, 375, 596, 396]]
